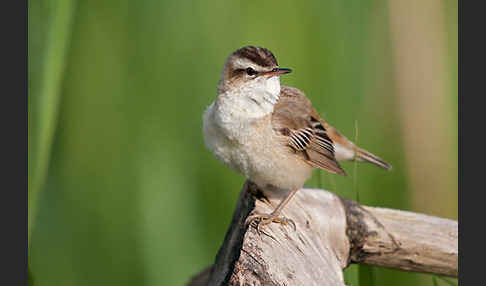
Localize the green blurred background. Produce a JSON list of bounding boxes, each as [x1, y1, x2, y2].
[[28, 0, 457, 285]]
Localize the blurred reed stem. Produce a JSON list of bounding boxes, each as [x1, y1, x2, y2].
[[28, 0, 77, 243]]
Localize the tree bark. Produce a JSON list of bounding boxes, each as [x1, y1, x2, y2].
[[187, 181, 458, 286]]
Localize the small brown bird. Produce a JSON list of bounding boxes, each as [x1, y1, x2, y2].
[[203, 46, 391, 230]]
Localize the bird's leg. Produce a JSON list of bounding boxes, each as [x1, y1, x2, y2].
[[246, 188, 298, 233]]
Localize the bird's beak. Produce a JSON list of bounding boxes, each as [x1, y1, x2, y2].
[[261, 67, 292, 77]]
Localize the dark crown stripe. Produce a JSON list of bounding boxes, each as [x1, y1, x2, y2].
[[233, 46, 278, 67]]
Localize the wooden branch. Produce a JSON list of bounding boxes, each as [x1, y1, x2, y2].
[[187, 181, 458, 286], [344, 201, 458, 277]]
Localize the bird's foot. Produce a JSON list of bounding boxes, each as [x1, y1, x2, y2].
[[245, 212, 296, 235]]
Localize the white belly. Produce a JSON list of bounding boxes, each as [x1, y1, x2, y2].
[[203, 102, 313, 190]]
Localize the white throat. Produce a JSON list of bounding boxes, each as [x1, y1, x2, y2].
[[216, 76, 281, 121]]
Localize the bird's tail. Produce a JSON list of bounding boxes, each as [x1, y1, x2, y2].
[[355, 148, 392, 171]]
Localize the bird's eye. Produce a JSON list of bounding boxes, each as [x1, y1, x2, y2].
[[246, 67, 258, 76]]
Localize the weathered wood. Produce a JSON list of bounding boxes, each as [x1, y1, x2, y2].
[[351, 204, 458, 276], [187, 181, 458, 286]]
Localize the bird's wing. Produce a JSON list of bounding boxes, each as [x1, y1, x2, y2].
[[272, 86, 346, 175], [322, 121, 392, 170]]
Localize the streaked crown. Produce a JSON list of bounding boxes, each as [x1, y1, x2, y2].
[[231, 46, 278, 68]]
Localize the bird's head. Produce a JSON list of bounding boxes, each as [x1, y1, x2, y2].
[[217, 46, 292, 104]]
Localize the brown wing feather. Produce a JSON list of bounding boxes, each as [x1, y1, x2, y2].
[[321, 119, 392, 170], [272, 86, 346, 176]]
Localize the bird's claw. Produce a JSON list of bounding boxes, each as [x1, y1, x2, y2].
[[245, 213, 296, 235]]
